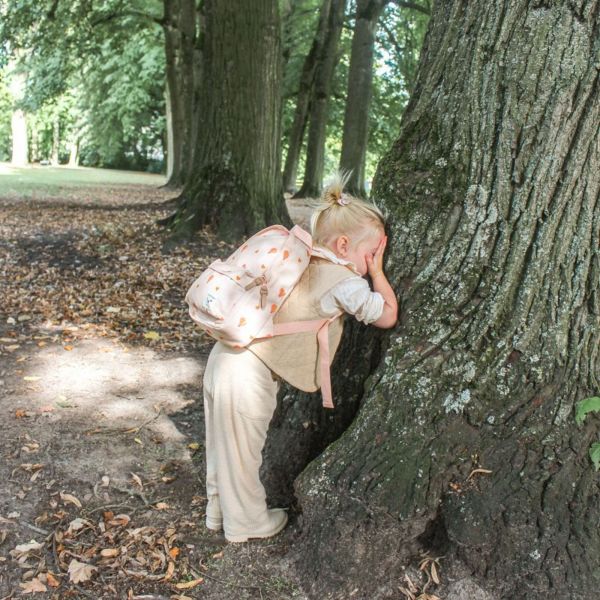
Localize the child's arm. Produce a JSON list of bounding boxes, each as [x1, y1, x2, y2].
[[366, 236, 398, 329]]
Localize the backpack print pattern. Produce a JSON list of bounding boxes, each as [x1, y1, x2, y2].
[[185, 225, 313, 348]]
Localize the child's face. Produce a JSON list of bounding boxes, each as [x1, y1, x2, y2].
[[338, 228, 385, 276]]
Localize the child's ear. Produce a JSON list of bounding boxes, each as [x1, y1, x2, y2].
[[335, 235, 349, 257]]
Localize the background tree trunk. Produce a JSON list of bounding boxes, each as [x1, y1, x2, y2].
[[50, 115, 60, 165], [9, 65, 28, 166], [339, 0, 386, 196], [294, 0, 347, 199], [163, 0, 196, 187], [11, 109, 28, 166], [282, 0, 333, 193], [165, 0, 289, 243], [263, 1, 600, 598], [68, 139, 79, 167]]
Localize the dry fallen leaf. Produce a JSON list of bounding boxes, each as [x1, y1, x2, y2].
[[108, 514, 131, 527], [67, 559, 97, 583], [60, 491, 82, 508], [11, 540, 43, 558], [174, 578, 204, 590], [162, 561, 175, 581], [46, 572, 60, 587], [19, 576, 47, 594], [130, 472, 143, 488], [155, 502, 170, 511], [467, 468, 493, 480], [431, 562, 440, 584], [66, 518, 87, 534], [169, 547, 180, 559]]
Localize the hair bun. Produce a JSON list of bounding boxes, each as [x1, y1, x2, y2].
[[321, 171, 351, 206]]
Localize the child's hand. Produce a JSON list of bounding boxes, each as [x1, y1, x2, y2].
[[366, 235, 387, 279]]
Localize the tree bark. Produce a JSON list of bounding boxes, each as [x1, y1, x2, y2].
[[164, 0, 290, 243], [339, 0, 386, 196], [282, 0, 333, 193], [294, 0, 347, 199], [264, 1, 600, 598], [163, 0, 196, 187]]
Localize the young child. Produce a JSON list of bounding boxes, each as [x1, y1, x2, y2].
[[201, 174, 398, 542]]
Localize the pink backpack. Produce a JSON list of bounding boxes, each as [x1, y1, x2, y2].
[[185, 224, 340, 408]]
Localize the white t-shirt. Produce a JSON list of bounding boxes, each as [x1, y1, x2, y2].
[[313, 246, 385, 325]]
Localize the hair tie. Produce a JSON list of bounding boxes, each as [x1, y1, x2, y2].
[[337, 193, 351, 206]]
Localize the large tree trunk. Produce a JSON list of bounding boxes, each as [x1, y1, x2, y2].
[[264, 1, 600, 598], [163, 0, 196, 187], [294, 0, 347, 199], [338, 0, 386, 196], [164, 0, 289, 243], [282, 0, 333, 193]]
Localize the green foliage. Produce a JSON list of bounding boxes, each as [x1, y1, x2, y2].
[[76, 25, 165, 170], [281, 0, 429, 187], [0, 0, 165, 170], [574, 397, 600, 426], [589, 443, 600, 472], [574, 396, 600, 471]]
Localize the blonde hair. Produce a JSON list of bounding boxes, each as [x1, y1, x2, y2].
[[310, 172, 385, 248]]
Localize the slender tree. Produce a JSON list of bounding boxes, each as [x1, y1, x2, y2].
[[164, 0, 290, 242], [163, 0, 197, 187], [294, 0, 347, 198], [339, 0, 429, 195], [282, 0, 333, 193], [263, 1, 600, 598], [338, 0, 387, 196]]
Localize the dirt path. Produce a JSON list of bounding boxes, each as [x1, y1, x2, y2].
[[0, 185, 310, 599]]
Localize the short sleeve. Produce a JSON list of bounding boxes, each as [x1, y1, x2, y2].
[[320, 276, 385, 325]]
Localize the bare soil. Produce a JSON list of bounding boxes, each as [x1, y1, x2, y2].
[[0, 184, 311, 599]]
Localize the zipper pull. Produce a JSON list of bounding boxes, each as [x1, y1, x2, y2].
[[260, 283, 268, 309]]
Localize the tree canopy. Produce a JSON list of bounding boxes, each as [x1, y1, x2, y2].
[[0, 0, 428, 182]]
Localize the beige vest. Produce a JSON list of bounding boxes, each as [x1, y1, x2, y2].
[[248, 257, 355, 392]]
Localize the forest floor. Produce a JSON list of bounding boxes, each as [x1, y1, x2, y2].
[[0, 165, 313, 599]]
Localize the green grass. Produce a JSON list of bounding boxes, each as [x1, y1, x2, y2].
[[0, 162, 166, 198]]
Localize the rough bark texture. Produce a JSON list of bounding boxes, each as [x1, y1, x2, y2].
[[264, 1, 600, 598], [163, 0, 196, 187], [339, 0, 386, 196], [294, 0, 347, 199], [165, 0, 289, 243], [282, 0, 333, 193]]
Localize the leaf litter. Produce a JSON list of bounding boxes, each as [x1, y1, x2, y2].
[[0, 188, 305, 599]]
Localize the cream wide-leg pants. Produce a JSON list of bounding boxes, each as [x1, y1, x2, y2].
[[202, 342, 287, 542]]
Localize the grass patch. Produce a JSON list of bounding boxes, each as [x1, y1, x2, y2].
[[0, 162, 166, 198]]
